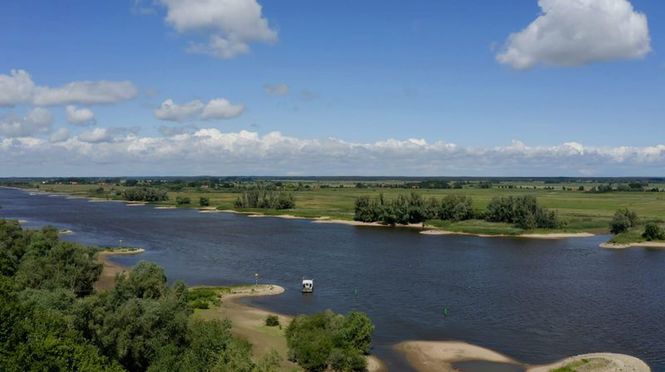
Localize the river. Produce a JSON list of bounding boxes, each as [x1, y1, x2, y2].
[[1, 187, 664, 371]]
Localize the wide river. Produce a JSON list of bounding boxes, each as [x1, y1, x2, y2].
[[1, 187, 664, 370]]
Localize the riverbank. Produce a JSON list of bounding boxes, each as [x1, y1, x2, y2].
[[396, 341, 650, 372], [94, 248, 145, 291], [195, 284, 386, 372], [600, 241, 665, 249]]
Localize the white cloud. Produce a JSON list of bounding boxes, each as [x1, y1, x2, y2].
[[66, 105, 96, 126], [0, 69, 138, 106], [158, 0, 277, 59], [34, 81, 138, 106], [154, 98, 244, 122], [2, 128, 665, 176], [201, 98, 244, 119], [0, 108, 53, 138], [264, 83, 289, 96], [78, 128, 112, 143], [0, 70, 34, 106], [49, 128, 70, 143], [154, 99, 205, 122], [497, 0, 651, 69]]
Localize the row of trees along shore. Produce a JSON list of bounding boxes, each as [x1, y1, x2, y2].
[[234, 189, 296, 210], [354, 193, 562, 229], [1, 219, 375, 371]]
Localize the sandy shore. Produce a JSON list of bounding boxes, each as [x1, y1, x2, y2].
[[420, 230, 594, 239], [527, 353, 650, 372], [125, 202, 146, 206], [248, 214, 307, 220], [396, 341, 650, 372], [94, 249, 145, 291], [154, 206, 176, 209], [395, 341, 516, 371], [600, 241, 665, 249]]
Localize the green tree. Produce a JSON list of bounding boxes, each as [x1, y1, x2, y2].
[[642, 222, 665, 241]]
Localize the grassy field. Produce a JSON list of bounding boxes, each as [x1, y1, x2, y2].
[[31, 182, 665, 240]]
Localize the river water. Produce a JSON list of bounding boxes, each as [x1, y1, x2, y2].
[[1, 188, 664, 371]]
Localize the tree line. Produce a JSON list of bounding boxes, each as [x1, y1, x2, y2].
[[234, 189, 296, 210], [122, 187, 169, 202], [354, 193, 561, 229]]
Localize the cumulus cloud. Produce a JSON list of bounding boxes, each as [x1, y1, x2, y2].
[[497, 0, 651, 69], [0, 69, 138, 106], [158, 0, 277, 59], [65, 105, 96, 126], [0, 70, 34, 106], [1, 129, 665, 176], [78, 128, 112, 143], [154, 98, 244, 122], [49, 128, 70, 143], [201, 98, 245, 119], [0, 108, 53, 138], [264, 83, 289, 96]]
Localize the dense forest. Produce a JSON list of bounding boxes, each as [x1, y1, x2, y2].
[[0, 220, 278, 371], [354, 193, 561, 229]]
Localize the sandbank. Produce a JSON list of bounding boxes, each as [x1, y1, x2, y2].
[[527, 353, 650, 372], [395, 341, 650, 372], [420, 230, 594, 239], [600, 241, 665, 250], [395, 341, 516, 371]]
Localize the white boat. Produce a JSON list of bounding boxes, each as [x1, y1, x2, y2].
[[302, 279, 314, 293]]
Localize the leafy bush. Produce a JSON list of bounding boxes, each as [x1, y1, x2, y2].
[[642, 222, 665, 241], [610, 209, 638, 234], [438, 195, 474, 221], [199, 197, 210, 207], [176, 196, 191, 206], [485, 195, 560, 229], [286, 310, 373, 371], [265, 315, 280, 327]]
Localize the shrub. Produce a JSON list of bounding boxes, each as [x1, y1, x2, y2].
[[642, 222, 665, 241], [438, 195, 474, 221], [485, 195, 560, 229], [199, 197, 209, 207], [176, 196, 191, 206], [265, 315, 280, 327], [610, 209, 638, 234], [286, 310, 373, 371]]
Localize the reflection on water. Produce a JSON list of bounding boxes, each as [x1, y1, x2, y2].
[[1, 188, 664, 371]]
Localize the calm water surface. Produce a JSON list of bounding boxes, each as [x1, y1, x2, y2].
[[1, 188, 664, 371]]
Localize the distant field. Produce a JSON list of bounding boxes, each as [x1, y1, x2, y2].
[[32, 182, 665, 236]]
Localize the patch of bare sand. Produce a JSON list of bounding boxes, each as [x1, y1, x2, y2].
[[527, 353, 650, 372], [395, 341, 515, 372], [420, 230, 594, 239], [396, 341, 650, 372], [600, 242, 665, 250]]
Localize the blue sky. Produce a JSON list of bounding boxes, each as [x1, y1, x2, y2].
[[1, 0, 664, 176]]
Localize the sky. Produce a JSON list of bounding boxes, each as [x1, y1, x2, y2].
[[1, 0, 664, 176]]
